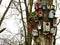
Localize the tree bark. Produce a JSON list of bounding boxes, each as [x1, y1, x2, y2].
[[19, 0, 27, 45], [28, 0, 33, 45]]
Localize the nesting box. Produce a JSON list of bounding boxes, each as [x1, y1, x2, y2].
[[43, 21, 50, 32], [42, 5, 47, 10], [53, 17, 57, 27], [48, 10, 55, 18], [35, 2, 42, 10], [32, 29, 38, 36], [37, 9, 43, 18], [28, 24, 33, 31], [50, 27, 57, 36]]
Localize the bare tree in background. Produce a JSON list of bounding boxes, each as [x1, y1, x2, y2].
[[0, 0, 13, 33]]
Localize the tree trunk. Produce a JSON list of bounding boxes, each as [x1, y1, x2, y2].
[[19, 0, 27, 45], [28, 0, 33, 45]]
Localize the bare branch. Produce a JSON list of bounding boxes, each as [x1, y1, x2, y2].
[[24, 0, 29, 17], [0, 28, 6, 33], [19, 0, 27, 45], [0, 0, 2, 4], [29, 0, 33, 13], [0, 0, 13, 26], [13, 1, 20, 12]]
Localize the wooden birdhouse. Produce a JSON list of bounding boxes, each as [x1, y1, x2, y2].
[[42, 5, 47, 10], [32, 29, 38, 36], [50, 27, 57, 36], [48, 9, 55, 18], [43, 21, 50, 32], [37, 9, 43, 18], [28, 24, 33, 31], [53, 17, 57, 27], [35, 2, 42, 10]]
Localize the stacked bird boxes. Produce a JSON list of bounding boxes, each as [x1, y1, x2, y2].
[[35, 0, 56, 45], [28, 0, 57, 45]]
